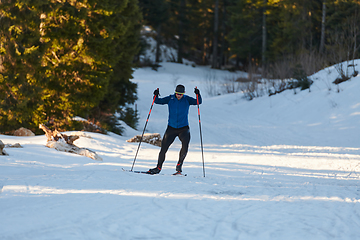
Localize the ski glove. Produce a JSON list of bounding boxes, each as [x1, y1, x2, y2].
[[153, 88, 160, 97], [194, 88, 200, 95]]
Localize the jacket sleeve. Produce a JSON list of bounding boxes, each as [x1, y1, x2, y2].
[[187, 94, 202, 105], [155, 95, 171, 104]]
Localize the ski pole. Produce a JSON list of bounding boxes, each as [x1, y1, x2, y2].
[[196, 87, 205, 177], [130, 89, 158, 171]]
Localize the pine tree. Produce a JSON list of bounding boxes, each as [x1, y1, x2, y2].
[[92, 0, 142, 134], [0, 0, 47, 133], [0, 0, 142, 134], [229, 0, 263, 69]]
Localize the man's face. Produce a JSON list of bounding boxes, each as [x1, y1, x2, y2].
[[176, 93, 184, 100]]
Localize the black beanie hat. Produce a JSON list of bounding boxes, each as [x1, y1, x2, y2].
[[175, 84, 185, 93]]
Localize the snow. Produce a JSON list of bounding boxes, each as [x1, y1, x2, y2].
[[1, 61, 360, 240]]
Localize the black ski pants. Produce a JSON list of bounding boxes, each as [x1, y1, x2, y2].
[[156, 125, 190, 171]]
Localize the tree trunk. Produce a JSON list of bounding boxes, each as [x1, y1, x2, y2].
[[248, 52, 252, 80], [178, 0, 186, 63], [262, 0, 267, 73], [39, 124, 102, 161], [201, 0, 208, 65], [212, 0, 219, 68], [0, 140, 8, 155], [156, 24, 162, 63], [319, 0, 326, 53], [220, 1, 226, 68]]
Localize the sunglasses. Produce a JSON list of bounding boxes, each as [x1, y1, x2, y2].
[[175, 92, 184, 95]]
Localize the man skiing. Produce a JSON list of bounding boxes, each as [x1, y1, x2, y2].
[[147, 84, 202, 175]]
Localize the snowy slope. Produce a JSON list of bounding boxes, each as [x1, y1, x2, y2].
[[1, 61, 360, 240]]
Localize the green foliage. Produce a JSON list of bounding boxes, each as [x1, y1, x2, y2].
[[0, 0, 141, 134], [291, 64, 313, 90], [0, 0, 47, 132], [89, 0, 141, 131], [139, 0, 169, 26], [119, 106, 139, 130], [229, 0, 264, 67], [228, 0, 360, 69]]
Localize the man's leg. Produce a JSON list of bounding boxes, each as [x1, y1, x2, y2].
[[156, 126, 177, 169], [176, 126, 190, 172]]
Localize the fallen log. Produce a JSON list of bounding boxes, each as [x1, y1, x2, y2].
[[39, 124, 102, 161], [0, 140, 8, 155], [127, 133, 162, 147]]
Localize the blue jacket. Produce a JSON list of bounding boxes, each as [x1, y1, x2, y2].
[[155, 94, 202, 128]]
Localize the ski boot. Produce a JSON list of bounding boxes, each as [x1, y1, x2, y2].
[[147, 167, 161, 175]]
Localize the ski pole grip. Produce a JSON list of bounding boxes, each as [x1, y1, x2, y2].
[[195, 86, 199, 105]]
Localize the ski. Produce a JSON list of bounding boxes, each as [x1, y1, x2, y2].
[[122, 168, 152, 174], [134, 170, 152, 174], [122, 168, 186, 176]]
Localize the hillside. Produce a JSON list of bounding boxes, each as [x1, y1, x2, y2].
[[134, 61, 360, 147]]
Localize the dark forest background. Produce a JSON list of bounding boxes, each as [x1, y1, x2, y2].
[[141, 0, 360, 77]]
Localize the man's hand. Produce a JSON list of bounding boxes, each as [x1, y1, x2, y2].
[[194, 88, 200, 95], [153, 88, 159, 97]]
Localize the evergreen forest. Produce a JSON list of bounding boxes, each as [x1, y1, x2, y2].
[[1, 0, 359, 134]]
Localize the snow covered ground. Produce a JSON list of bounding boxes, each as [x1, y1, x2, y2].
[[1, 61, 360, 240]]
